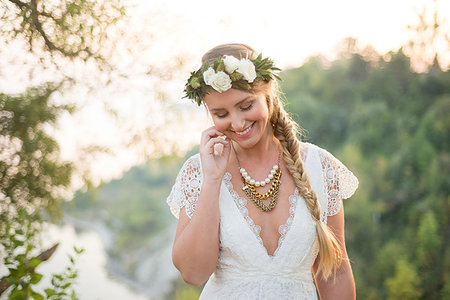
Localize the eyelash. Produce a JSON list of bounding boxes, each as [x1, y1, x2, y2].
[[216, 103, 253, 119]]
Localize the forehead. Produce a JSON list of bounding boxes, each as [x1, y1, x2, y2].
[[204, 88, 260, 110]]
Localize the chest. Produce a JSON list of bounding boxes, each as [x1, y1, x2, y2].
[[225, 162, 299, 256]]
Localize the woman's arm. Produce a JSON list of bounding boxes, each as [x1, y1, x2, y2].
[[172, 126, 231, 286], [172, 178, 222, 286], [313, 206, 356, 300]]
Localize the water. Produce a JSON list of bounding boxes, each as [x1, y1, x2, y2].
[[36, 224, 152, 300]]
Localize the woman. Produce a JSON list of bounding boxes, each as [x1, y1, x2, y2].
[[167, 43, 358, 299]]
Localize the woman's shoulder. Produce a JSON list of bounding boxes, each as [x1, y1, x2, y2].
[[300, 141, 339, 162], [300, 141, 325, 161], [179, 152, 201, 170]]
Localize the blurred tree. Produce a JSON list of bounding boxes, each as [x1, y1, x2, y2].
[[386, 259, 422, 300], [281, 35, 449, 299], [0, 0, 127, 298], [404, 0, 450, 72], [1, 0, 125, 67]]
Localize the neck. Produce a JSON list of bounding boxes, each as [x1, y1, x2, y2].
[[232, 127, 280, 165]]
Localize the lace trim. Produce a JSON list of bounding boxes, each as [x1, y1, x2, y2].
[[223, 172, 299, 257], [275, 189, 299, 256], [318, 148, 359, 219], [166, 155, 202, 219]]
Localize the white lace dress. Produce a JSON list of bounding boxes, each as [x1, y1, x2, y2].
[[167, 142, 358, 299]]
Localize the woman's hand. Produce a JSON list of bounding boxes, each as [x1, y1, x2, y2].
[[199, 126, 231, 182]]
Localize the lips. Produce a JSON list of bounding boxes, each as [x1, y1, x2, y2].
[[234, 122, 255, 138]]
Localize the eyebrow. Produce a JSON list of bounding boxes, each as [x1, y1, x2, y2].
[[209, 96, 255, 112]]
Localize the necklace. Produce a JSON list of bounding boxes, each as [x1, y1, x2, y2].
[[231, 142, 282, 212]]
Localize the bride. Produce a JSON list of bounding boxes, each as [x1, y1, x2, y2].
[[167, 43, 358, 299]]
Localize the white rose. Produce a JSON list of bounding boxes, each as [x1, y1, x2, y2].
[[203, 67, 216, 85], [210, 71, 232, 93], [237, 59, 257, 83], [223, 55, 240, 74]]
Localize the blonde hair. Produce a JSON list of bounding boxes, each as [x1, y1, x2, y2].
[[202, 43, 342, 279]]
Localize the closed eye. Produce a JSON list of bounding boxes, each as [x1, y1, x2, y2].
[[215, 102, 253, 119], [241, 103, 253, 111], [216, 112, 228, 119]]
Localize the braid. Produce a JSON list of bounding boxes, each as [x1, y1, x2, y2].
[[271, 94, 342, 280]]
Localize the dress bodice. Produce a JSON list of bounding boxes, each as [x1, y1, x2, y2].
[[167, 142, 358, 299]]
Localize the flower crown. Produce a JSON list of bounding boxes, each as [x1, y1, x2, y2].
[[184, 54, 281, 106]]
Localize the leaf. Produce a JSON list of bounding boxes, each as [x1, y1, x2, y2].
[[232, 81, 251, 90], [54, 274, 64, 281], [45, 288, 57, 297], [62, 282, 72, 289], [213, 57, 221, 70], [10, 289, 26, 300], [29, 257, 42, 268], [30, 272, 43, 284], [230, 72, 244, 81], [31, 290, 45, 300], [216, 60, 225, 72]]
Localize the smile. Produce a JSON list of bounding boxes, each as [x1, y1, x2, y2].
[[234, 122, 255, 138]]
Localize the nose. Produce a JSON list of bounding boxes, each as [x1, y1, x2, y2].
[[231, 115, 245, 132]]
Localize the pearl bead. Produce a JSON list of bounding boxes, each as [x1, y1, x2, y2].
[[240, 168, 245, 173], [246, 176, 251, 181], [274, 165, 278, 170], [268, 174, 273, 179], [255, 181, 260, 187], [261, 181, 266, 186], [243, 171, 248, 177], [250, 179, 255, 185], [270, 169, 276, 175], [265, 178, 270, 183]]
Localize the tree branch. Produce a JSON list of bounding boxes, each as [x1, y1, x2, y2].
[[8, 0, 94, 58], [7, 0, 27, 10], [0, 243, 59, 295]]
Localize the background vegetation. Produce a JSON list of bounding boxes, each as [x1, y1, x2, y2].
[[0, 0, 448, 299], [67, 42, 449, 299]]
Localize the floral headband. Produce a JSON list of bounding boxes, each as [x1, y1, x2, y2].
[[184, 54, 281, 106]]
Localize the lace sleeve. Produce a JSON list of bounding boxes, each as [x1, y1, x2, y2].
[[318, 148, 359, 216], [166, 154, 202, 219]]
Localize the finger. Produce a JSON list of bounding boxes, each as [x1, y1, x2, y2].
[[213, 143, 224, 156], [201, 128, 226, 143], [203, 138, 229, 155], [220, 139, 232, 157], [201, 127, 226, 144]]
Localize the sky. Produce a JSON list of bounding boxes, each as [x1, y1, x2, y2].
[[2, 0, 449, 188], [137, 0, 450, 69]]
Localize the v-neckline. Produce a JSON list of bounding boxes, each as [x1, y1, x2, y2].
[[223, 172, 300, 258], [220, 143, 309, 258]]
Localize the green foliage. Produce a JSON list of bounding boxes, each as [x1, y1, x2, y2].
[[386, 259, 422, 300], [44, 247, 84, 300], [281, 43, 449, 299], [0, 0, 126, 63], [0, 1, 129, 299], [66, 156, 183, 255], [0, 84, 81, 298], [0, 208, 83, 299], [0, 83, 74, 219], [175, 285, 201, 300]]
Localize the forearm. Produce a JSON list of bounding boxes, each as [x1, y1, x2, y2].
[[172, 180, 221, 285], [315, 259, 356, 300]]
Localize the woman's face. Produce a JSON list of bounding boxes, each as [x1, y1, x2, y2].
[[203, 88, 271, 149]]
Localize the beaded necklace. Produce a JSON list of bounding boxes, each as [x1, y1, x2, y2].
[[231, 142, 282, 212]]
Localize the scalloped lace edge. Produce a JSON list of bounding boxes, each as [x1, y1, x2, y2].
[[223, 172, 299, 257]]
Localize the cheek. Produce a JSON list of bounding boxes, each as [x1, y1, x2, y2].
[[252, 104, 269, 121], [212, 118, 228, 132]]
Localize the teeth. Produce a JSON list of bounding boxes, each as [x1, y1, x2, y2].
[[236, 124, 253, 135]]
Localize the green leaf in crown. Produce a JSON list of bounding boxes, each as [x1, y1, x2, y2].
[[183, 53, 281, 106]]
